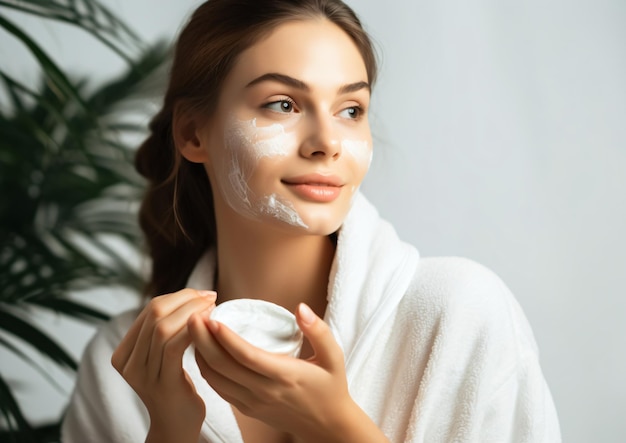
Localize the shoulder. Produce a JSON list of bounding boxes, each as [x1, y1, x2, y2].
[[390, 257, 561, 441], [411, 256, 507, 300], [405, 256, 511, 312], [407, 256, 515, 308], [401, 256, 538, 354]]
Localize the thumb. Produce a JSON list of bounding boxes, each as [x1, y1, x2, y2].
[[296, 303, 344, 371]]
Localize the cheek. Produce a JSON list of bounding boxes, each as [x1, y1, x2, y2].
[[219, 117, 305, 227], [224, 118, 298, 190], [223, 119, 297, 193], [252, 127, 297, 158], [342, 139, 373, 172], [247, 156, 287, 188], [227, 118, 297, 162]]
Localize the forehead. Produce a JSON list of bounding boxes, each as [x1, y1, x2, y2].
[[224, 19, 368, 93]]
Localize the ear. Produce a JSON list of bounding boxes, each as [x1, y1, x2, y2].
[[172, 103, 210, 163]]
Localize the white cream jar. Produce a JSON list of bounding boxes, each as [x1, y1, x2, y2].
[[210, 299, 303, 357]]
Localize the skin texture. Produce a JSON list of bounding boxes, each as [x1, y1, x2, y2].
[[115, 19, 389, 443]]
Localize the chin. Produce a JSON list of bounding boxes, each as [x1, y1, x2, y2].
[[293, 205, 350, 236], [298, 199, 353, 235], [229, 191, 355, 237]]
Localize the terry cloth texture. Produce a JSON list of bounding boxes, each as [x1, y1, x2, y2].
[[61, 193, 561, 442]]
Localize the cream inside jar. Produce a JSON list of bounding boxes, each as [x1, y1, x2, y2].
[[210, 298, 303, 357]]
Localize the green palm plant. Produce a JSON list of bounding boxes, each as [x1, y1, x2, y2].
[[0, 1, 169, 441]]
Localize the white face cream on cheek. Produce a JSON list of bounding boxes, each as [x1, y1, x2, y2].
[[218, 117, 308, 228], [341, 139, 373, 169], [260, 194, 308, 228], [341, 139, 372, 204]]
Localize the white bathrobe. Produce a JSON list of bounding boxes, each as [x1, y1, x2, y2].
[[61, 194, 561, 442]]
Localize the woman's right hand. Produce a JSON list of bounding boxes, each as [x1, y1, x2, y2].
[[111, 288, 216, 443]]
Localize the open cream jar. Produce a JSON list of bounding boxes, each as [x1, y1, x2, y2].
[[210, 299, 303, 357]]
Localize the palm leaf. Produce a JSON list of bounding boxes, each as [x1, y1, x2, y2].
[[0, 372, 37, 442], [0, 13, 89, 112], [0, 336, 67, 394], [0, 309, 77, 371], [0, 1, 170, 436], [26, 298, 109, 322], [0, 0, 142, 62]]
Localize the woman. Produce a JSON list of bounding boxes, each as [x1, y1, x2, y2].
[[61, 0, 561, 442]]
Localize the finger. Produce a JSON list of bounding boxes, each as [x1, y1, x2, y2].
[[194, 349, 254, 413], [296, 303, 344, 371], [146, 289, 216, 319], [189, 314, 268, 385], [112, 289, 215, 371], [202, 319, 294, 379], [156, 322, 194, 383], [126, 289, 216, 377], [146, 298, 215, 381], [111, 307, 149, 372]]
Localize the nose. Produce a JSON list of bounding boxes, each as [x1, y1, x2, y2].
[[298, 114, 341, 160]]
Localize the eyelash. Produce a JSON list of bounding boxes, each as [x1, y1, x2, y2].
[[340, 106, 364, 120], [262, 98, 364, 121], [263, 97, 297, 113]]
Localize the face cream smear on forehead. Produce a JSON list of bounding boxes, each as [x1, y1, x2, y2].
[[220, 117, 308, 229]]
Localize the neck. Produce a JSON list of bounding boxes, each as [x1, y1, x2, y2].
[[213, 215, 336, 318]]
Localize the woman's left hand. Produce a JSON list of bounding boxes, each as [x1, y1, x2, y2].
[[188, 302, 375, 442]]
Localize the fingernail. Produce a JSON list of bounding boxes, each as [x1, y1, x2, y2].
[[298, 303, 316, 326], [198, 290, 217, 299]]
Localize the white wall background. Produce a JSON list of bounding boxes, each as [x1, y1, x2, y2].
[[1, 0, 624, 442]]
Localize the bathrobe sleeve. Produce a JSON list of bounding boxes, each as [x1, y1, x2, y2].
[[61, 309, 151, 443], [399, 257, 561, 442]]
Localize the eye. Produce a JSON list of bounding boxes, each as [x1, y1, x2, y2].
[[264, 98, 296, 113], [338, 106, 363, 120]]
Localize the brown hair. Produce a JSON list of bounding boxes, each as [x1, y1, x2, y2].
[[135, 0, 378, 297]]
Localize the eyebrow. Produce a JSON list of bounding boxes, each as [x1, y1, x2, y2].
[[245, 73, 370, 95]]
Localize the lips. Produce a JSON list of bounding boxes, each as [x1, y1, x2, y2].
[[281, 174, 343, 187], [281, 174, 344, 202]]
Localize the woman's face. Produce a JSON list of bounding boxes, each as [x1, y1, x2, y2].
[[197, 19, 372, 235]]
